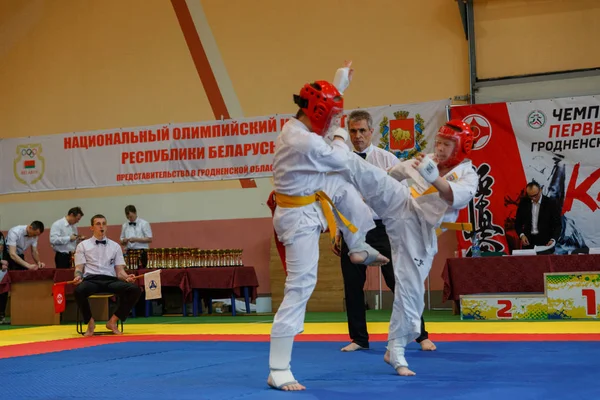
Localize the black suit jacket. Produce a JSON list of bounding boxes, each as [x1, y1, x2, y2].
[[514, 195, 562, 245]]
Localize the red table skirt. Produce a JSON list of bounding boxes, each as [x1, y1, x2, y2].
[[442, 254, 600, 301], [0, 266, 259, 302]]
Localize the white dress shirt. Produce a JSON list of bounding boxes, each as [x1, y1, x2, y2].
[[120, 218, 152, 250], [74, 237, 125, 277], [50, 217, 79, 253], [354, 144, 400, 220], [531, 196, 541, 235], [6, 225, 38, 255]]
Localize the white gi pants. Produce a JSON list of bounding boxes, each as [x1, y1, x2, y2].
[[271, 174, 375, 338]]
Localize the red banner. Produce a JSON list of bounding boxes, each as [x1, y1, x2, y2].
[[451, 95, 600, 255], [451, 103, 528, 255], [52, 283, 67, 313]]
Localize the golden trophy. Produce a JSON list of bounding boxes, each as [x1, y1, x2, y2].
[[196, 249, 203, 267], [237, 249, 244, 266]]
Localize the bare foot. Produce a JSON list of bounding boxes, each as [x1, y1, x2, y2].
[[419, 339, 437, 351], [395, 366, 416, 376], [84, 319, 95, 337], [267, 375, 306, 391], [106, 321, 122, 335], [341, 342, 367, 352], [384, 350, 416, 376], [349, 251, 389, 267]]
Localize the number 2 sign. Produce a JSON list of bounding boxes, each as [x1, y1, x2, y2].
[[496, 299, 513, 318]]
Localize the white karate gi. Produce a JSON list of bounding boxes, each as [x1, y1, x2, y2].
[[271, 118, 375, 338], [342, 154, 478, 367]]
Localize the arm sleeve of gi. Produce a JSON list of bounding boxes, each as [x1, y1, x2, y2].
[[296, 133, 353, 173], [447, 166, 478, 210]]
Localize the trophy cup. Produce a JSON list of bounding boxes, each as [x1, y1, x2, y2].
[[237, 249, 244, 266], [147, 249, 155, 269]]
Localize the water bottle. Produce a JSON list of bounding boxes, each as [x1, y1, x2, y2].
[[471, 241, 481, 258]]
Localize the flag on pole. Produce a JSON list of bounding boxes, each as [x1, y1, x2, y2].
[[52, 282, 67, 313], [144, 270, 162, 300]]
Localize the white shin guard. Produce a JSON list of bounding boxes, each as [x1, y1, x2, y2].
[[269, 336, 298, 387], [387, 338, 409, 369]]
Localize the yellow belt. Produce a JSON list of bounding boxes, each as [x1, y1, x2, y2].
[[274, 191, 358, 242]]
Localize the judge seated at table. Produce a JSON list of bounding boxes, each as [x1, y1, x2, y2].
[[514, 181, 561, 255], [73, 214, 141, 337]]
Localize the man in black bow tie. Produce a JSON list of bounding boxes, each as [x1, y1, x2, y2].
[[333, 110, 436, 353], [120, 205, 152, 268], [73, 214, 141, 336]]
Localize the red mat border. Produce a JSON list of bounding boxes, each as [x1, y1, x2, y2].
[[2, 333, 599, 359]]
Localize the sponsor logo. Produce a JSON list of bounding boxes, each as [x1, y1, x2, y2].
[[527, 110, 546, 129], [13, 144, 45, 185]]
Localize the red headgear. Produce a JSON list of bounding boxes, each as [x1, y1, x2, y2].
[[293, 81, 344, 136], [435, 119, 474, 168]]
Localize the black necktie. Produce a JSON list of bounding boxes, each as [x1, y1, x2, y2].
[[129, 222, 136, 226], [96, 240, 107, 245], [356, 152, 367, 159]]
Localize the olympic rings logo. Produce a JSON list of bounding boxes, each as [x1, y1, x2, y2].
[[21, 148, 38, 158]]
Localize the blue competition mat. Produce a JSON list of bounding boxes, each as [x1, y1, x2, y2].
[[2, 341, 596, 400]]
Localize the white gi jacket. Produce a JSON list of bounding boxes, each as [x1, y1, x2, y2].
[[272, 118, 355, 245]]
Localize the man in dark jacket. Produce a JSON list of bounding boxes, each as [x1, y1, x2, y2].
[[514, 181, 562, 253]]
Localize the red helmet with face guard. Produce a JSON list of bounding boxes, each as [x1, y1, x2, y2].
[[435, 119, 474, 168], [293, 81, 344, 136]]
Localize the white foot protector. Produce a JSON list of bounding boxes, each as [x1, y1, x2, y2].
[[268, 370, 298, 390], [269, 336, 298, 389], [417, 155, 439, 184], [388, 160, 413, 183], [348, 242, 383, 266]]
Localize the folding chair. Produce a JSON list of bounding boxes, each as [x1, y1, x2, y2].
[[76, 293, 124, 335]]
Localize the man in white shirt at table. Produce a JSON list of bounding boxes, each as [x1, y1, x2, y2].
[[50, 207, 85, 269], [120, 205, 152, 268], [6, 221, 46, 271]]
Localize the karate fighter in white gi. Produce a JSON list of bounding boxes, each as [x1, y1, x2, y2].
[[342, 119, 478, 376], [267, 63, 390, 391]]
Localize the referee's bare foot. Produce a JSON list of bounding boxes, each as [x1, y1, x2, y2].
[[267, 375, 305, 391], [106, 317, 122, 335], [419, 339, 437, 351], [341, 342, 367, 352], [384, 350, 416, 376], [84, 319, 95, 337]]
